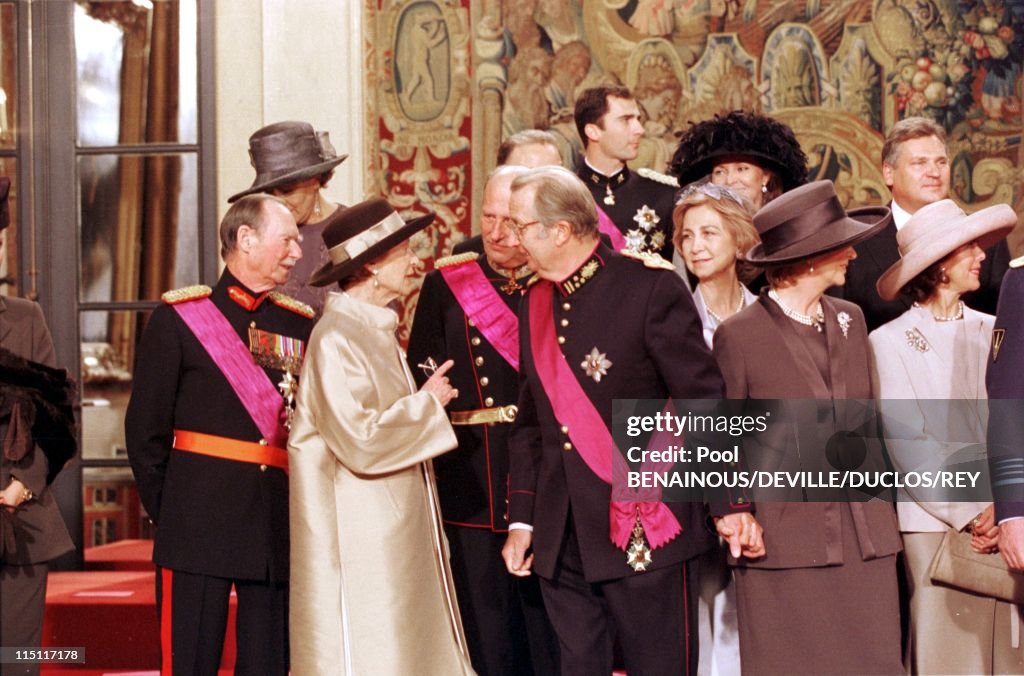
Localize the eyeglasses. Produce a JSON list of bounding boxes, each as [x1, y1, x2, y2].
[[507, 219, 543, 238], [676, 182, 748, 207]]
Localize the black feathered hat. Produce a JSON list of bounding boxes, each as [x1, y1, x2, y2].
[[670, 111, 809, 192]]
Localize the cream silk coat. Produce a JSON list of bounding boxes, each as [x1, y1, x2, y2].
[[287, 292, 475, 676], [869, 304, 992, 532]]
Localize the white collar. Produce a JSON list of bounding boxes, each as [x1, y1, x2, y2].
[[891, 200, 913, 230]]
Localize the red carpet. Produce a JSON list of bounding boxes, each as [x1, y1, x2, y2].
[[41, 571, 236, 673], [83, 540, 154, 572]]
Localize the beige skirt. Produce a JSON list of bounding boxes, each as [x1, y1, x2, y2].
[[903, 531, 1024, 675]]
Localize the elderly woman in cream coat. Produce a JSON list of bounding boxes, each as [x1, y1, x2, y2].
[[287, 198, 475, 675], [870, 198, 1021, 675]]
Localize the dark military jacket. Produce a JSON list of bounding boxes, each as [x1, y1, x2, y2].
[[125, 270, 314, 581], [987, 264, 1024, 521], [577, 162, 677, 260], [407, 236, 529, 531], [508, 242, 724, 583]]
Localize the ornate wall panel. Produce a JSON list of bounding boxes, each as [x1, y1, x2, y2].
[[365, 0, 472, 337], [367, 0, 1024, 322]]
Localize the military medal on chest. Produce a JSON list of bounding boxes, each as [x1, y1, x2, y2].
[[627, 510, 653, 572], [248, 323, 305, 428]]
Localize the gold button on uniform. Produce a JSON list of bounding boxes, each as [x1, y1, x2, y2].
[[259, 464, 268, 472], [479, 377, 489, 387], [563, 442, 573, 451], [475, 357, 484, 366], [484, 397, 494, 407], [468, 319, 476, 327], [562, 302, 571, 311], [557, 336, 566, 344], [471, 337, 481, 346], [560, 319, 569, 327], [560, 425, 569, 434], [259, 439, 268, 446]]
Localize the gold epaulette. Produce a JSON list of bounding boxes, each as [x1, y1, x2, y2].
[[620, 249, 676, 271], [435, 252, 479, 269], [637, 167, 679, 188], [161, 285, 212, 304], [1010, 255, 1024, 269], [267, 292, 316, 319]]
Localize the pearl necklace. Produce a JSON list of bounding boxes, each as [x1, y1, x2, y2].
[[914, 300, 964, 322], [768, 289, 824, 332], [703, 285, 746, 324]]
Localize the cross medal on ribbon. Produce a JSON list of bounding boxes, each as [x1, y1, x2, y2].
[[248, 324, 305, 428]]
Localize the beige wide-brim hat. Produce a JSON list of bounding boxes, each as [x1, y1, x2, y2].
[[309, 197, 434, 288], [876, 199, 1018, 300]]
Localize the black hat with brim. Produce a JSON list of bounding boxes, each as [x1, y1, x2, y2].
[[309, 197, 435, 287], [744, 180, 891, 265]]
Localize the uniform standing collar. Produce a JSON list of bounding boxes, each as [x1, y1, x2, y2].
[[581, 159, 628, 184], [219, 270, 270, 312]]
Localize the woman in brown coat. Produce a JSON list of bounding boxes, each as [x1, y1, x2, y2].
[[711, 181, 904, 675]]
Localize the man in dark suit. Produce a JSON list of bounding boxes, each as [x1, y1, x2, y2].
[[0, 176, 77, 676], [986, 261, 1024, 571], [500, 166, 756, 675], [836, 116, 1009, 330], [126, 194, 314, 675], [574, 86, 677, 260], [407, 165, 558, 676]]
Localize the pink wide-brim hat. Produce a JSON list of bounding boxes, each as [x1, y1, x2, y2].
[[876, 199, 1018, 301]]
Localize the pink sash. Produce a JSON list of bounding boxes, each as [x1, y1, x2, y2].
[[439, 261, 519, 370], [596, 205, 626, 251], [528, 281, 681, 551], [173, 299, 289, 449]]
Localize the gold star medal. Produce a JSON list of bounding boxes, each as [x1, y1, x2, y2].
[[581, 347, 612, 382]]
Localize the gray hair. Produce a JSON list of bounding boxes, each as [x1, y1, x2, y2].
[[882, 117, 947, 168], [497, 130, 561, 166], [219, 194, 289, 259], [510, 166, 598, 238]]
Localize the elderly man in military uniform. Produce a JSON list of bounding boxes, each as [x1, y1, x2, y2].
[[407, 165, 559, 675], [501, 166, 756, 675], [573, 85, 678, 261], [126, 194, 314, 675]]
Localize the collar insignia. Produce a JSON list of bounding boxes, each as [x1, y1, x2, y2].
[[558, 256, 603, 296], [992, 328, 1006, 361], [228, 286, 267, 312]]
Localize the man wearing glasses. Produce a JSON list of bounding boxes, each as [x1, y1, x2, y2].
[[407, 165, 559, 676], [501, 166, 757, 675]]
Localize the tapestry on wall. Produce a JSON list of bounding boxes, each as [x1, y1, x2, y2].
[[367, 0, 1023, 333]]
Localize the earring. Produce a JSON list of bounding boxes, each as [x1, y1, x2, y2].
[[371, 269, 380, 288], [761, 184, 768, 194], [809, 262, 815, 272]]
